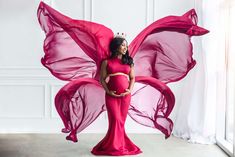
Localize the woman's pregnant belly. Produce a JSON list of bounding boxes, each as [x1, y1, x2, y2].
[[107, 75, 129, 95]]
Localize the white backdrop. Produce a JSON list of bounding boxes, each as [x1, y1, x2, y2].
[[0, 0, 215, 144]]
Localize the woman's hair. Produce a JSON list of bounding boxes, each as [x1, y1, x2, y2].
[[109, 37, 134, 66]]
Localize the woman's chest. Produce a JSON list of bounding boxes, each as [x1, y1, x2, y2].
[[107, 59, 130, 74]]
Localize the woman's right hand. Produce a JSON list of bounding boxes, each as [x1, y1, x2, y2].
[[106, 90, 121, 97]]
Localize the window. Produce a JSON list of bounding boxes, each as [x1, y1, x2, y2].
[[216, 0, 235, 156]]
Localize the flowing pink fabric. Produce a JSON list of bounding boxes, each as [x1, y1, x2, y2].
[[129, 9, 209, 83], [37, 1, 209, 155]]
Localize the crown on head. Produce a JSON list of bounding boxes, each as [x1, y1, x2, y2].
[[114, 32, 126, 39]]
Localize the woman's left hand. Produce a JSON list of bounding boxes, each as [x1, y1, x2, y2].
[[120, 89, 131, 97]]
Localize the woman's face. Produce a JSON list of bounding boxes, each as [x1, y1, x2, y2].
[[117, 40, 127, 55]]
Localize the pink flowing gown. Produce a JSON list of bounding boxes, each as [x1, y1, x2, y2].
[[91, 58, 142, 155], [37, 1, 209, 156]]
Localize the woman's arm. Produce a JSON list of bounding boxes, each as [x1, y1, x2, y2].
[[127, 64, 135, 92], [120, 64, 135, 97], [100, 60, 110, 93]]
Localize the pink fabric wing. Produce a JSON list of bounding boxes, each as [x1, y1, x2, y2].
[[130, 76, 175, 139], [37, 2, 111, 141], [55, 78, 106, 135], [127, 9, 209, 138], [129, 9, 209, 83], [37, 2, 113, 81]]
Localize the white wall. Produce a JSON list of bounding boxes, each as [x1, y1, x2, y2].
[[0, 0, 196, 133]]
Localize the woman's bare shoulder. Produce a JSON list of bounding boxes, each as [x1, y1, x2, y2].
[[101, 59, 108, 67], [102, 59, 108, 64]]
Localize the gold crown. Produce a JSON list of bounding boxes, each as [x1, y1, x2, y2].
[[114, 32, 126, 39]]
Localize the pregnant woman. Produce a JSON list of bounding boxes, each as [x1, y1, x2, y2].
[[91, 36, 142, 155]]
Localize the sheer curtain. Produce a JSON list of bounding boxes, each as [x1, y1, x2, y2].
[[209, 0, 235, 155], [171, 0, 235, 146]]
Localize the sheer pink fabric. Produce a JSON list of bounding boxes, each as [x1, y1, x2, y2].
[[129, 9, 209, 83], [37, 2, 113, 80], [37, 1, 209, 142]]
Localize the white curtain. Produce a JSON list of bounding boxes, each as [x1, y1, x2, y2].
[[171, 0, 235, 145]]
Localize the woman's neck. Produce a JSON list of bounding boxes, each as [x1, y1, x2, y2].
[[116, 54, 122, 59]]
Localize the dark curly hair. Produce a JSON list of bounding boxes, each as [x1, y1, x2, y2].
[[109, 37, 134, 66]]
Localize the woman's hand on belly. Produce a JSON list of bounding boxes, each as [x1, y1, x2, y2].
[[106, 89, 131, 97], [119, 89, 131, 97], [107, 90, 122, 97]]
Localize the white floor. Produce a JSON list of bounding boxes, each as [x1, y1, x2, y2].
[[0, 134, 228, 157]]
